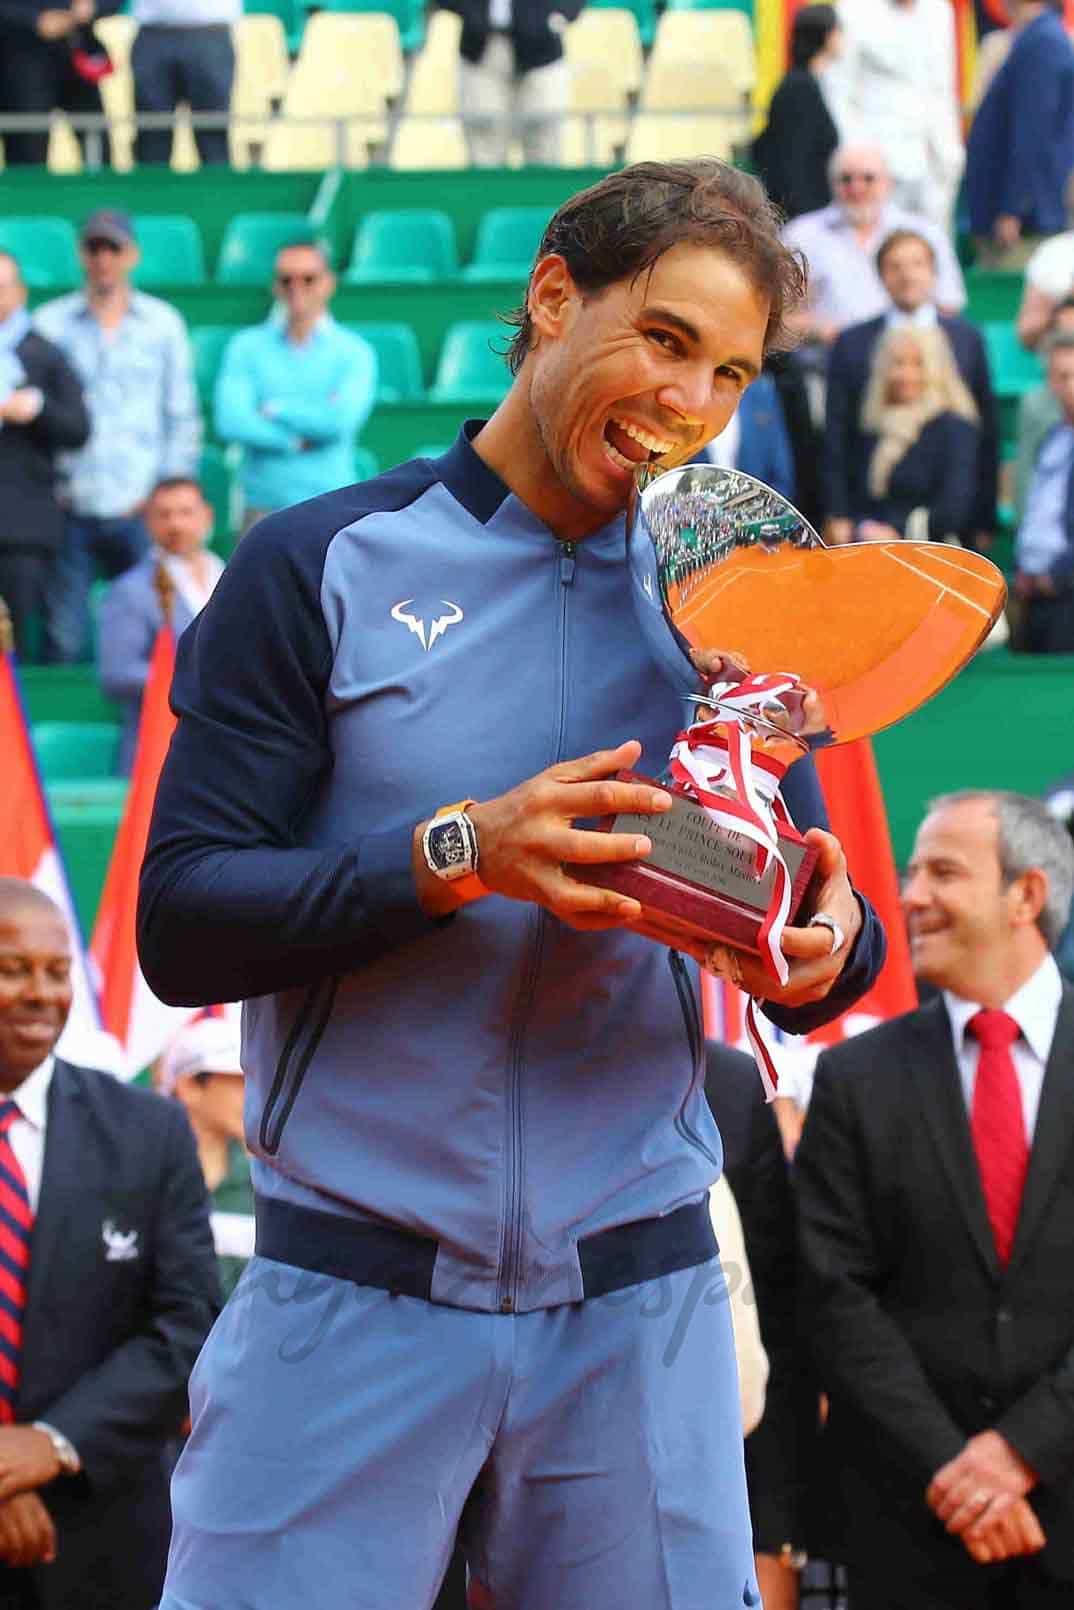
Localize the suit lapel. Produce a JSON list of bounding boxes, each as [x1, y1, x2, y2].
[[22, 1062, 83, 1346], [907, 999, 999, 1280], [1008, 986, 1074, 1274]]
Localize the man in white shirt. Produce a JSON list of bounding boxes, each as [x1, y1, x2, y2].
[[826, 0, 964, 230], [796, 791, 1074, 1609], [0, 877, 217, 1610]]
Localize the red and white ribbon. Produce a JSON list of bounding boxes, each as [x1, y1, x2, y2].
[[668, 674, 803, 1100]]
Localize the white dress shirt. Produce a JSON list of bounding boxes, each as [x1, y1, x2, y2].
[[885, 302, 939, 331], [4, 1056, 55, 1215], [703, 409, 741, 470], [944, 955, 1064, 1145]]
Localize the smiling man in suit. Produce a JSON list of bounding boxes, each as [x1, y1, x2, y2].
[[796, 790, 1074, 1609], [0, 877, 218, 1610]]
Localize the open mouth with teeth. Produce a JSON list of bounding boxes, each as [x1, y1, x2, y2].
[[603, 417, 678, 472]]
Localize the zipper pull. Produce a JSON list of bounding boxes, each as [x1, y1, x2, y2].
[[559, 541, 576, 586]]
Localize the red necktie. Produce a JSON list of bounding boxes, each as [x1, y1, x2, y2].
[[0, 1101, 33, 1424], [968, 1010, 1028, 1267]]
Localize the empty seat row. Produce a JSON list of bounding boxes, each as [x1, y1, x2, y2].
[[0, 207, 552, 290]]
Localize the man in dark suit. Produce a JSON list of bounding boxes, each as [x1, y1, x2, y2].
[[823, 228, 998, 548], [0, 876, 218, 1609], [0, 253, 89, 661], [796, 789, 1074, 1608], [443, 0, 585, 166]]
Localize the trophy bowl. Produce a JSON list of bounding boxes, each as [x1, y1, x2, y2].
[[584, 463, 1008, 961]]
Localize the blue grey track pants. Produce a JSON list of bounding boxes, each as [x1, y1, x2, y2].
[[161, 1255, 759, 1609]]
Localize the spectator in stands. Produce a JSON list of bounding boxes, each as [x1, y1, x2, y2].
[[1015, 301, 1074, 517], [0, 0, 123, 168], [1016, 178, 1074, 351], [706, 1040, 811, 1610], [214, 241, 377, 528], [34, 209, 200, 665], [690, 371, 795, 500], [826, 0, 964, 231], [130, 0, 237, 168], [844, 326, 980, 544], [797, 789, 1074, 1610], [966, 0, 1074, 269], [752, 4, 843, 223], [0, 251, 90, 661], [783, 142, 967, 346], [1012, 330, 1074, 654], [97, 476, 222, 772], [445, 0, 585, 167], [824, 229, 998, 547], [0, 875, 218, 1609], [161, 1016, 252, 1302]]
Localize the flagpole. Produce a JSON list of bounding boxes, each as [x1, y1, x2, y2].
[[0, 596, 12, 657], [153, 562, 176, 629]]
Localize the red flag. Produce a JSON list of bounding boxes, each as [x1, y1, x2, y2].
[[810, 739, 918, 1043], [90, 623, 197, 1074], [0, 640, 113, 1068]]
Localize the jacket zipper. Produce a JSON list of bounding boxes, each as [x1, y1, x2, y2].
[[498, 541, 576, 1313], [259, 976, 340, 1155], [668, 950, 720, 1166]]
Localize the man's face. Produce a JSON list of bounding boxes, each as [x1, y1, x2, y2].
[[833, 152, 890, 227], [1048, 348, 1074, 423], [273, 246, 334, 323], [0, 907, 72, 1088], [81, 236, 137, 295], [0, 257, 26, 326], [902, 800, 1026, 996], [147, 485, 213, 558], [527, 242, 768, 527], [880, 239, 936, 312]]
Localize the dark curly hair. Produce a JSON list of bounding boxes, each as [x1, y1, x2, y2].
[[503, 159, 806, 375]]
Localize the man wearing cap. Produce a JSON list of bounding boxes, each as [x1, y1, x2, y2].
[[0, 875, 218, 1610], [162, 1017, 253, 1300], [34, 211, 200, 664]]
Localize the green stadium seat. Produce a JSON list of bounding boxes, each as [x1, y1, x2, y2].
[[51, 797, 126, 933], [32, 722, 120, 783], [965, 268, 1024, 326], [200, 443, 242, 558], [311, 0, 425, 51], [462, 207, 552, 283], [345, 209, 459, 285], [244, 0, 306, 51], [342, 321, 425, 400], [983, 322, 1044, 398], [47, 778, 130, 810], [215, 213, 326, 285], [354, 445, 380, 480], [0, 217, 80, 290], [191, 325, 236, 410], [429, 322, 511, 404], [131, 215, 207, 287], [587, 0, 658, 47]]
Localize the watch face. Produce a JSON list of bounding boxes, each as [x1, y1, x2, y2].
[[427, 818, 469, 872]]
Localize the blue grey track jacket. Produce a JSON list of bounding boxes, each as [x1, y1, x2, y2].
[[138, 426, 885, 1313]]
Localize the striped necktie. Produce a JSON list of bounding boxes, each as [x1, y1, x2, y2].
[[0, 1100, 33, 1424]]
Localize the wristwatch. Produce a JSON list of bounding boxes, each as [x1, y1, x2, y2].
[[421, 800, 487, 901], [32, 1421, 81, 1476]]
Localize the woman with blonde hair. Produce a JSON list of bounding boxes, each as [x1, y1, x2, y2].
[[852, 324, 981, 543]]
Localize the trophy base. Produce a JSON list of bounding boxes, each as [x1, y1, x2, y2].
[[581, 771, 820, 953]]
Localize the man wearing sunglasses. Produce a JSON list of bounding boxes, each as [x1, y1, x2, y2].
[[34, 209, 200, 663], [213, 241, 377, 532]]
